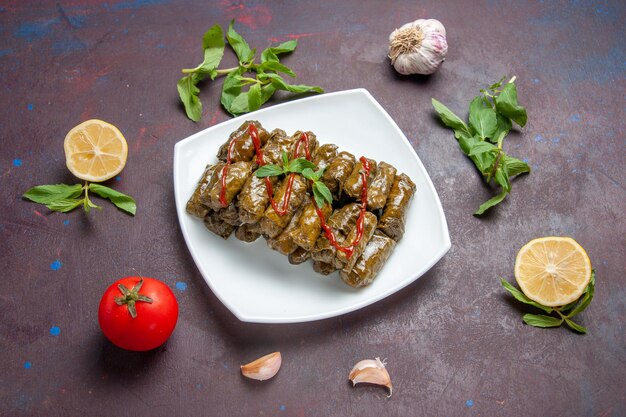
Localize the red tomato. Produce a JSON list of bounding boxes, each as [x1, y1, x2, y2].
[[98, 277, 179, 351]]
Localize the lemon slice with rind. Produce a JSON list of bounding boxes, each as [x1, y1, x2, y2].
[[514, 237, 592, 307], [64, 119, 128, 182]]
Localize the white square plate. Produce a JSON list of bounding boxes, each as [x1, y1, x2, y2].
[[173, 89, 450, 323]]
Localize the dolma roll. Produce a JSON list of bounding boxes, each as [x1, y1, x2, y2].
[[186, 163, 220, 218], [367, 161, 397, 210], [312, 144, 338, 170], [235, 222, 262, 242], [290, 131, 318, 159], [312, 260, 336, 275], [377, 173, 416, 241], [336, 211, 378, 271], [340, 231, 396, 288], [344, 158, 377, 200], [267, 201, 308, 255], [216, 201, 241, 226], [208, 161, 253, 210], [289, 201, 333, 252], [321, 151, 355, 197], [288, 247, 310, 265], [311, 203, 361, 265], [259, 174, 309, 238], [261, 128, 294, 165], [238, 174, 277, 225], [203, 211, 235, 239], [216, 120, 269, 163]]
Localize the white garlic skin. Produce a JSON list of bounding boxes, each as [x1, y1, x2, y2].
[[240, 352, 282, 381], [389, 19, 448, 75]]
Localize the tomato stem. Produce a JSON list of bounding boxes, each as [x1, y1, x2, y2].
[[114, 278, 153, 318]]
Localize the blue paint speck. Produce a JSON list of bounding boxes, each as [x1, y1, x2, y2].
[[63, 219, 70, 225], [111, 0, 170, 12], [50, 259, 63, 271], [0, 49, 12, 57], [522, 158, 529, 163], [534, 134, 545, 143], [50, 326, 61, 336], [175, 281, 187, 291], [27, 103, 34, 111], [13, 159, 22, 167], [195, 383, 202, 389], [156, 43, 165, 49], [279, 405, 286, 411], [115, 175, 122, 181], [24, 361, 32, 369], [551, 137, 560, 144], [532, 78, 541, 84], [53, 39, 86, 55], [14, 19, 59, 41], [570, 114, 580, 122], [466, 399, 474, 408]]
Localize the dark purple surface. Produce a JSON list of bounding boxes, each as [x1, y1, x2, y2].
[[1, 1, 625, 416]]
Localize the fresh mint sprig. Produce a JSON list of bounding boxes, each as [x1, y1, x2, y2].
[[432, 76, 530, 215], [178, 20, 324, 121], [500, 271, 595, 334], [301, 166, 333, 208], [23, 182, 136, 215], [255, 150, 316, 178]]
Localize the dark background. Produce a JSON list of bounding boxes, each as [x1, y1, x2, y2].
[[1, 1, 624, 416]]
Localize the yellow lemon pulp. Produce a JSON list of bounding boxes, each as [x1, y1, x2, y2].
[[514, 237, 592, 307], [64, 119, 128, 182]]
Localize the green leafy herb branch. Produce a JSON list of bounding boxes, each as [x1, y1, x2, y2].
[[178, 20, 324, 121], [23, 182, 136, 215], [501, 271, 595, 333], [432, 76, 530, 215]]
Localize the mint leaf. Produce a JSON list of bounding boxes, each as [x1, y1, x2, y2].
[[259, 61, 296, 77], [255, 164, 285, 178], [261, 40, 297, 63], [230, 91, 250, 115], [500, 279, 553, 314], [288, 158, 315, 174], [262, 72, 323, 94], [474, 190, 508, 215], [431, 98, 472, 136], [178, 73, 205, 122], [503, 155, 531, 177], [564, 318, 587, 333], [226, 20, 253, 63], [523, 314, 563, 328], [89, 184, 136, 215], [495, 82, 527, 127], [468, 141, 497, 156], [469, 97, 497, 140], [199, 24, 225, 77], [281, 150, 289, 170], [220, 67, 245, 115], [46, 198, 84, 213], [23, 184, 83, 204], [312, 181, 333, 207], [458, 135, 479, 155], [301, 168, 316, 181], [248, 83, 262, 111], [566, 271, 595, 318], [489, 113, 512, 144], [494, 166, 511, 192]]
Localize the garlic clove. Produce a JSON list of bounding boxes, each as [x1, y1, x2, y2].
[[240, 351, 282, 381], [348, 357, 392, 396]]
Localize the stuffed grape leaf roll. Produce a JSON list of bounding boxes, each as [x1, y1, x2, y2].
[[344, 158, 377, 200], [377, 173, 416, 241], [367, 161, 397, 210], [186, 163, 222, 218], [208, 161, 253, 210], [340, 231, 396, 287], [321, 151, 355, 198], [259, 174, 309, 238], [216, 120, 269, 163]]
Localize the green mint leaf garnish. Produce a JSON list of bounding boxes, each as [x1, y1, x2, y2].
[[226, 20, 253, 63], [301, 168, 316, 181], [46, 198, 84, 213], [312, 181, 333, 207], [288, 158, 316, 174], [23, 184, 83, 204], [495, 82, 527, 127], [261, 40, 297, 63], [89, 184, 137, 215], [255, 164, 285, 178], [500, 279, 553, 314], [258, 61, 296, 77], [177, 73, 205, 122], [468, 97, 497, 140], [431, 98, 471, 136], [563, 318, 587, 333], [474, 190, 508, 215], [565, 271, 595, 318]]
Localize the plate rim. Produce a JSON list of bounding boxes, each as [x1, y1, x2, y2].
[[174, 88, 451, 323]]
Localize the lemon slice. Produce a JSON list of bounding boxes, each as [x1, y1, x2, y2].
[[64, 119, 128, 182], [514, 237, 592, 307]]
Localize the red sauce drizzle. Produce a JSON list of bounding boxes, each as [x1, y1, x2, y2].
[[314, 157, 370, 258]]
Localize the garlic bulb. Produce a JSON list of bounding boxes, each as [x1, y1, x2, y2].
[[240, 352, 282, 381], [349, 357, 393, 396], [388, 19, 448, 75]]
